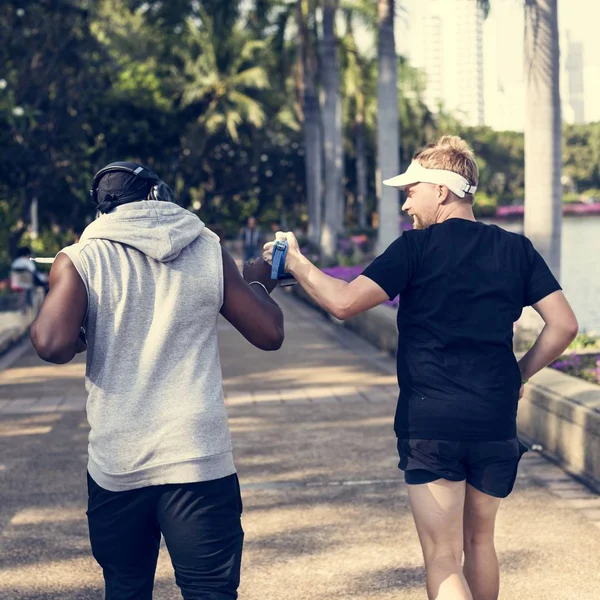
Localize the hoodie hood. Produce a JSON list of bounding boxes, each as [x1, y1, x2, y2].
[[80, 201, 205, 262]]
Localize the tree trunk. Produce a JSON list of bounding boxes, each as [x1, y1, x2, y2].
[[376, 0, 401, 254], [294, 23, 305, 124], [321, 0, 342, 259], [298, 0, 322, 244], [336, 90, 345, 234], [524, 0, 562, 279], [304, 91, 323, 245], [355, 91, 367, 228]]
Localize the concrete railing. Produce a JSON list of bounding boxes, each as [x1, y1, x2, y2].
[[0, 291, 43, 355], [517, 369, 600, 492], [291, 285, 600, 491]]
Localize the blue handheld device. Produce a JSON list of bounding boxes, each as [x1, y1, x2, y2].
[[271, 240, 297, 286]]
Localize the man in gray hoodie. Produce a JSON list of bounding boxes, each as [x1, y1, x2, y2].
[[30, 161, 284, 599]]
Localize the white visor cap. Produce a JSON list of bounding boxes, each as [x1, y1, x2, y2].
[[383, 161, 477, 198]]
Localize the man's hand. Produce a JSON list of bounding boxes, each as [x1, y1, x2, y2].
[[242, 257, 277, 293], [263, 231, 303, 272]]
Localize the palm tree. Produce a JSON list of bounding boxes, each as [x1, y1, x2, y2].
[[397, 57, 437, 165], [479, 0, 562, 278], [341, 9, 374, 229], [376, 0, 401, 253], [267, 0, 323, 244], [297, 0, 323, 245], [321, 0, 343, 259], [343, 1, 429, 232], [180, 12, 269, 145], [523, 0, 562, 279]]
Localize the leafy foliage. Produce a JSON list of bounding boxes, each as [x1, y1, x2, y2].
[[1, 0, 598, 273]]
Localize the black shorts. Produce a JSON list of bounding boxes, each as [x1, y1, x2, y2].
[[397, 437, 528, 498], [87, 473, 244, 599]]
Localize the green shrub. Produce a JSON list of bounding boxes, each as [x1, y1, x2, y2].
[[562, 192, 582, 204], [580, 189, 600, 201], [568, 332, 600, 351]]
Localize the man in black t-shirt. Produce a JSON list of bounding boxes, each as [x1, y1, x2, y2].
[[263, 136, 578, 600]]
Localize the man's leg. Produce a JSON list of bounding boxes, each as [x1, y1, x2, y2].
[[462, 484, 501, 600], [158, 474, 244, 600], [408, 479, 473, 600], [86, 473, 161, 600], [462, 438, 525, 600]]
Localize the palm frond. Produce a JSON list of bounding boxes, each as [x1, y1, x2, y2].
[[205, 112, 226, 136], [476, 0, 491, 19], [228, 90, 267, 128], [230, 38, 268, 75], [230, 66, 270, 91], [275, 104, 302, 132], [270, 1, 295, 55], [184, 18, 218, 74], [225, 110, 243, 142], [339, 0, 377, 30]]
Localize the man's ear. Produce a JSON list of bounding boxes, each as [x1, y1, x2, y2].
[[436, 185, 450, 204]]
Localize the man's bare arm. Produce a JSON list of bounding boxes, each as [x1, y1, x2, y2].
[[220, 247, 284, 351], [263, 233, 389, 320], [518, 290, 578, 381], [30, 254, 88, 364]]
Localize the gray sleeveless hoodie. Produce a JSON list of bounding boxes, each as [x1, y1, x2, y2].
[[60, 201, 234, 491]]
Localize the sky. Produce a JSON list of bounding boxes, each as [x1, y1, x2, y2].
[[396, 0, 600, 128], [398, 0, 599, 67]]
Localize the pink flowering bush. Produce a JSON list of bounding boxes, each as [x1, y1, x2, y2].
[[322, 265, 400, 308], [550, 353, 600, 385]]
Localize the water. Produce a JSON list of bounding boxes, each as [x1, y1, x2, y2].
[[484, 216, 600, 333]]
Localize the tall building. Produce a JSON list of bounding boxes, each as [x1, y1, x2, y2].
[[455, 0, 485, 126], [482, 1, 526, 131], [411, 0, 485, 126], [420, 10, 444, 114], [562, 31, 585, 124]]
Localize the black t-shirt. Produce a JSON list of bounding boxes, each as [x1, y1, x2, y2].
[[362, 219, 561, 441]]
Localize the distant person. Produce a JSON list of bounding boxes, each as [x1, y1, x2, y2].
[[240, 216, 261, 261], [30, 161, 284, 599], [264, 136, 578, 600], [10, 247, 48, 304]]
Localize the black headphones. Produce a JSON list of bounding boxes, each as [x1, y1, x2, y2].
[[89, 161, 175, 211]]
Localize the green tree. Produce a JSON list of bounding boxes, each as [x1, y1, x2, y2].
[[562, 123, 600, 194], [270, 0, 323, 242], [0, 0, 112, 264], [397, 58, 437, 165], [297, 0, 323, 244], [179, 11, 269, 145], [341, 10, 371, 227]]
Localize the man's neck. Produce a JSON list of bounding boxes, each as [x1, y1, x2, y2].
[[438, 204, 476, 224]]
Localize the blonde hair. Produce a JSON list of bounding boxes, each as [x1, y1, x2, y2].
[[413, 136, 479, 200]]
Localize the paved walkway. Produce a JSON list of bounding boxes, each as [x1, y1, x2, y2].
[[0, 291, 599, 599]]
